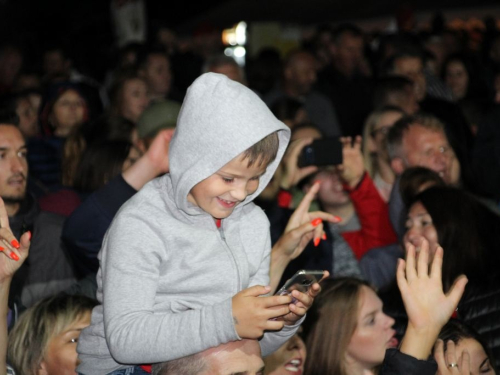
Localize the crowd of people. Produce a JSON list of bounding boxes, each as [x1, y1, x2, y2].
[[0, 9, 499, 375]]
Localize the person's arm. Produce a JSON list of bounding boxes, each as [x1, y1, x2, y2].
[[378, 240, 467, 375], [342, 172, 398, 259], [379, 348, 437, 375], [122, 129, 173, 190], [62, 129, 174, 276], [101, 212, 241, 363], [396, 239, 467, 360], [338, 136, 397, 259], [270, 182, 339, 292], [278, 138, 318, 192], [0, 198, 30, 375]]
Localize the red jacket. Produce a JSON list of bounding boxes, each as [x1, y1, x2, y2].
[[341, 173, 398, 259]]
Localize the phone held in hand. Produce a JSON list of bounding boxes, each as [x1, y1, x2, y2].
[[298, 138, 343, 167], [275, 270, 325, 302]]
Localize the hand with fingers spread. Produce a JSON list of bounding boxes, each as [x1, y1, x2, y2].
[[232, 285, 293, 339], [270, 181, 340, 292], [280, 271, 329, 326], [397, 238, 468, 360], [279, 138, 319, 190], [337, 136, 365, 188], [434, 339, 471, 375]]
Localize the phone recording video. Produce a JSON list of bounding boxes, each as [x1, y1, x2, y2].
[[298, 138, 343, 168]]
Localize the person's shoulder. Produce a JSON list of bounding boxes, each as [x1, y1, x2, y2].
[[115, 175, 174, 219], [36, 210, 66, 228]]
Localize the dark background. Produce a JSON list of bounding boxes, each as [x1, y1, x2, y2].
[[0, 0, 498, 79]]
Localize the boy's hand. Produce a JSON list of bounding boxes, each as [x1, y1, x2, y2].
[[232, 285, 293, 339], [280, 271, 329, 326]]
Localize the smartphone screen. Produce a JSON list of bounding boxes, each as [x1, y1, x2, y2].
[[275, 270, 325, 302]]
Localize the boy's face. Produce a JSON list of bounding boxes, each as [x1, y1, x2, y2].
[[188, 153, 267, 220]]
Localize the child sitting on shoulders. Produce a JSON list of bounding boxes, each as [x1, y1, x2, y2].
[[77, 73, 322, 374]]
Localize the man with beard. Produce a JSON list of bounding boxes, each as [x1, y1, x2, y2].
[[0, 110, 76, 309]]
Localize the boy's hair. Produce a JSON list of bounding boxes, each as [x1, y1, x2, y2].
[[242, 131, 279, 167]]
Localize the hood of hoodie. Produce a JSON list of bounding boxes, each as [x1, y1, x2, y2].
[[169, 73, 290, 216]]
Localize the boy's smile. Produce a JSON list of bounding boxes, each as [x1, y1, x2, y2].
[[187, 153, 268, 220]]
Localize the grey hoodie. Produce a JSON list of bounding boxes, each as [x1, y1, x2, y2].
[[77, 73, 294, 373]]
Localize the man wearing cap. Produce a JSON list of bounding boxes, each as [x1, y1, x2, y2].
[[134, 99, 181, 152]]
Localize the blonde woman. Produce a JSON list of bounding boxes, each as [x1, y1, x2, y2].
[[362, 107, 404, 202], [7, 294, 96, 375]]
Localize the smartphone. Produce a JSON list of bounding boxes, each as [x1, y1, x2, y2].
[[298, 138, 343, 167], [275, 270, 325, 302]]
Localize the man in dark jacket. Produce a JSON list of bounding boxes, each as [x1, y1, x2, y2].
[[0, 110, 76, 308]]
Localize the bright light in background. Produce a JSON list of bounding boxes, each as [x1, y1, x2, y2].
[[235, 21, 247, 45], [222, 21, 247, 66], [234, 46, 246, 57]]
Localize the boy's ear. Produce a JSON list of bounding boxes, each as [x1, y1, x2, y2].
[[390, 157, 405, 175]]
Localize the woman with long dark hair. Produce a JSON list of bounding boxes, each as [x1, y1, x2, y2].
[[403, 186, 500, 370]]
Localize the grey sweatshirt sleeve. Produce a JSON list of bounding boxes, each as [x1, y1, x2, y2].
[[101, 213, 239, 363], [248, 233, 303, 357]]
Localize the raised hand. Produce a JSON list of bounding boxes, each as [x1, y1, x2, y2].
[[336, 136, 365, 188], [279, 138, 318, 190], [397, 239, 468, 359], [270, 182, 339, 292], [123, 129, 175, 190], [145, 128, 175, 176], [274, 181, 340, 259], [0, 197, 29, 281]]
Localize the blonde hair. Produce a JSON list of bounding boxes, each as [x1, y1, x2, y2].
[[362, 106, 405, 178], [7, 294, 96, 375]]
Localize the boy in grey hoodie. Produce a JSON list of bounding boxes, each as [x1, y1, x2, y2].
[[76, 73, 318, 374]]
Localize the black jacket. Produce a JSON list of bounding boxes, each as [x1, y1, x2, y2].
[[382, 281, 500, 372], [9, 194, 77, 308], [62, 175, 136, 277], [380, 349, 437, 375]]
